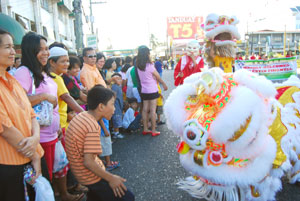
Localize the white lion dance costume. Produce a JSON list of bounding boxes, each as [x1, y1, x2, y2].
[[164, 13, 300, 201]]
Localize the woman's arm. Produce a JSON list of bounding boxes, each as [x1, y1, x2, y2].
[[79, 91, 87, 103], [28, 93, 57, 108], [18, 118, 40, 155], [60, 93, 84, 113], [153, 71, 168, 91]]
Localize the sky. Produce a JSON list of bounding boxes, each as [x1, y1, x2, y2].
[[82, 0, 300, 50]]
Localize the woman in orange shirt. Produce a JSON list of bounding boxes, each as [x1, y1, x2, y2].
[[0, 29, 43, 200]]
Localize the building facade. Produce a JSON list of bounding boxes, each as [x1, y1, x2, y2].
[[244, 30, 300, 55], [0, 0, 76, 51]]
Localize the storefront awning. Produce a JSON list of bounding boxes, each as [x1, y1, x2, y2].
[[0, 13, 26, 45]]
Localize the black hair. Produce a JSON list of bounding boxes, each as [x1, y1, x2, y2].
[[121, 63, 131, 73], [49, 42, 68, 51], [127, 97, 138, 104], [115, 57, 122, 66], [0, 28, 13, 45], [82, 47, 94, 57], [124, 56, 132, 64], [69, 56, 81, 70], [96, 52, 106, 62], [136, 45, 151, 71], [21, 32, 50, 88], [112, 72, 121, 78], [103, 58, 115, 70], [87, 85, 115, 110]]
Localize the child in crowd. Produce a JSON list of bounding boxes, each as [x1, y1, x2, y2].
[[156, 84, 165, 125], [111, 73, 124, 139], [65, 85, 134, 201], [122, 98, 142, 132], [104, 58, 117, 88], [99, 116, 120, 171]]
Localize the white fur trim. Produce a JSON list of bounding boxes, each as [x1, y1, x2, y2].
[[215, 40, 236, 46], [206, 25, 241, 40]]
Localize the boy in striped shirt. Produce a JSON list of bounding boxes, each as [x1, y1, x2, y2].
[[65, 85, 134, 201]]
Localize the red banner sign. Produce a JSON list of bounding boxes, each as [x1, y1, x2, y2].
[[167, 16, 204, 40]]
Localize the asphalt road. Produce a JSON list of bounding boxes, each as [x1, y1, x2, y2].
[[110, 70, 300, 201]]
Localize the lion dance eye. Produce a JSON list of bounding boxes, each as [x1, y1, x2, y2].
[[187, 131, 196, 140]]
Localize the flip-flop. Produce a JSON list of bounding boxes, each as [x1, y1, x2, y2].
[[106, 163, 119, 171]]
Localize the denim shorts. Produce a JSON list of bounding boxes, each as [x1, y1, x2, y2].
[[112, 114, 122, 128]]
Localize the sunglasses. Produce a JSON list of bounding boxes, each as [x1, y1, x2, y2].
[[87, 55, 97, 58]]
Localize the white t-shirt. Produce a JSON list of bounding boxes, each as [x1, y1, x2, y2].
[[126, 66, 134, 98], [122, 107, 135, 129]]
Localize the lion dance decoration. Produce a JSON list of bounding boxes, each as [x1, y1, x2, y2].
[[164, 67, 300, 201], [202, 13, 240, 73]]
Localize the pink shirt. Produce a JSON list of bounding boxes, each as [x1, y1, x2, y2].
[[14, 66, 59, 143], [137, 63, 158, 94]]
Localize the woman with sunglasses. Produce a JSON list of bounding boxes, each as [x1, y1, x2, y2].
[[0, 29, 44, 201]]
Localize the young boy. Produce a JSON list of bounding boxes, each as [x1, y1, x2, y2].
[[156, 84, 165, 125], [122, 98, 142, 132], [65, 85, 135, 201], [111, 73, 124, 139]]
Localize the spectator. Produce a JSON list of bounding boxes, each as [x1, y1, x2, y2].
[[96, 52, 106, 81], [0, 28, 44, 201], [48, 47, 85, 135], [115, 57, 123, 72], [8, 57, 21, 75], [136, 45, 168, 136], [111, 73, 124, 139], [62, 55, 87, 106], [122, 98, 142, 132], [154, 57, 163, 77], [104, 58, 117, 88], [286, 50, 292, 58], [250, 53, 256, 60], [65, 85, 135, 201], [80, 47, 106, 90], [80, 48, 118, 172], [15, 33, 84, 201], [156, 84, 165, 125]]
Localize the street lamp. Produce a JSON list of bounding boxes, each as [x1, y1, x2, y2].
[[258, 41, 261, 56], [287, 38, 290, 51], [299, 39, 300, 55], [245, 35, 249, 57]]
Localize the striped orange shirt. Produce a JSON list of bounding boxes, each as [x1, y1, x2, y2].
[[65, 111, 105, 185], [0, 72, 44, 165]]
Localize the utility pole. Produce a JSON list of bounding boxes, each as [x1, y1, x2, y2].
[[73, 0, 83, 53], [89, 0, 106, 34]]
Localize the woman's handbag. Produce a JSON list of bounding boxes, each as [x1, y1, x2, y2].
[[29, 70, 53, 126]]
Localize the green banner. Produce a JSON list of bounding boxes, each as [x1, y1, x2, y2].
[[235, 57, 298, 81]]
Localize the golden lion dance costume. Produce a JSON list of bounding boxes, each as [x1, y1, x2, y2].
[[202, 14, 240, 73], [164, 68, 300, 201]]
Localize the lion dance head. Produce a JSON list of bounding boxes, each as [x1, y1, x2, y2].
[[164, 68, 300, 201]]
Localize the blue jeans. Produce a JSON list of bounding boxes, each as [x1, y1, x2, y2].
[[128, 114, 142, 131]]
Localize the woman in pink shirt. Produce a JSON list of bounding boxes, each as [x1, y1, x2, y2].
[[15, 32, 83, 201], [136, 46, 168, 136]]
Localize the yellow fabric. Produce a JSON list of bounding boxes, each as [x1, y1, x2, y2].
[[157, 84, 163, 106], [51, 72, 69, 129], [213, 55, 234, 73]]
